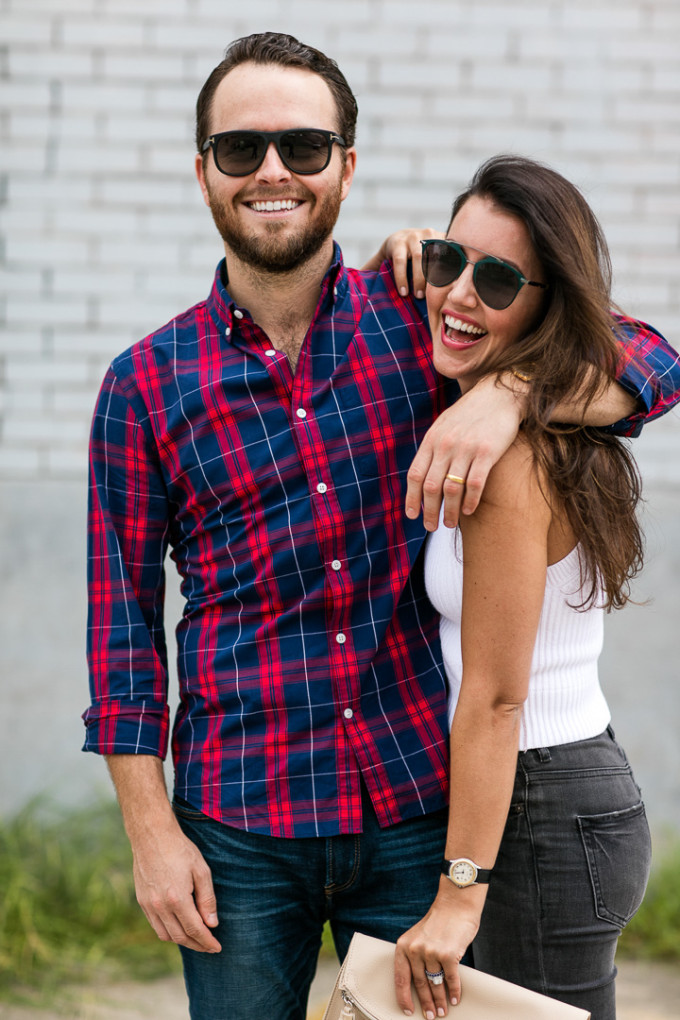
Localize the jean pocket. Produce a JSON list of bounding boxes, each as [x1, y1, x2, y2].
[[173, 797, 209, 823], [577, 800, 652, 927]]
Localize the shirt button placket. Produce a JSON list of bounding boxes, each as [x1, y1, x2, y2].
[[294, 399, 353, 725]]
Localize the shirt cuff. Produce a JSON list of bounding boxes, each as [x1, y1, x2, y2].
[[82, 700, 170, 758]]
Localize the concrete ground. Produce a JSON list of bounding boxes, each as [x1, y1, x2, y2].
[[0, 956, 679, 1019]]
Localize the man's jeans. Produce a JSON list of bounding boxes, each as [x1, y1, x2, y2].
[[174, 729, 649, 1020], [174, 788, 448, 1020], [473, 727, 651, 1020]]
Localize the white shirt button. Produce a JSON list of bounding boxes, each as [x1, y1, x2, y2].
[[225, 327, 231, 337], [336, 632, 346, 644], [296, 408, 307, 419], [331, 559, 342, 571], [233, 309, 244, 319], [316, 483, 328, 494], [265, 349, 277, 357], [343, 708, 353, 719]]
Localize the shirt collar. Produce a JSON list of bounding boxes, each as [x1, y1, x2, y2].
[[206, 242, 349, 341]]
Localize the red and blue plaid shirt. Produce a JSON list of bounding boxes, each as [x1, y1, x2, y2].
[[84, 246, 680, 837]]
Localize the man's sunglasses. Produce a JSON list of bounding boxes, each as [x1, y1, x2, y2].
[[421, 238, 549, 311], [201, 128, 346, 177]]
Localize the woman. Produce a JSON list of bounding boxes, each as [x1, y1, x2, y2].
[[394, 155, 651, 1020]]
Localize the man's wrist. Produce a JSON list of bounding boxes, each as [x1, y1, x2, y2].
[[495, 369, 529, 419]]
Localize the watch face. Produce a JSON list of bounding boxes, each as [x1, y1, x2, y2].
[[451, 860, 476, 886]]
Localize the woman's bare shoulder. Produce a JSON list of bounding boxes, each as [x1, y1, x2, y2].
[[479, 434, 545, 510]]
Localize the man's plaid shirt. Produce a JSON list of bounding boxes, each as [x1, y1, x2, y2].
[[83, 245, 680, 837]]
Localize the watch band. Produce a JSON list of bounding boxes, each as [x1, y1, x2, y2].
[[441, 857, 493, 884]]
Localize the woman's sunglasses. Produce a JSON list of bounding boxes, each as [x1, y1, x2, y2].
[[421, 239, 548, 311], [201, 128, 346, 177]]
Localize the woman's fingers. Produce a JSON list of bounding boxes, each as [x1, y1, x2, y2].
[[396, 942, 462, 1018]]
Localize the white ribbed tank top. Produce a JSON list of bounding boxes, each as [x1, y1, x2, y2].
[[424, 525, 611, 751]]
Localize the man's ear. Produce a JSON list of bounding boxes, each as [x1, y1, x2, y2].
[[340, 147, 357, 203], [195, 152, 211, 208]]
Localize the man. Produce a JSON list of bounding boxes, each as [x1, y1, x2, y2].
[[84, 32, 680, 1020]]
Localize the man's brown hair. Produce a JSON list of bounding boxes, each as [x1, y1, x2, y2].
[[195, 32, 358, 154]]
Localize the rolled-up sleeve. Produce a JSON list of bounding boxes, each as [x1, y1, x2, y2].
[[83, 366, 171, 758], [607, 314, 680, 436]]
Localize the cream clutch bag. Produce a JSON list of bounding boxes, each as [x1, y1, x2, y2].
[[322, 933, 591, 1020]]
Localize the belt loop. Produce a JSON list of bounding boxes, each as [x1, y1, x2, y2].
[[536, 746, 552, 763]]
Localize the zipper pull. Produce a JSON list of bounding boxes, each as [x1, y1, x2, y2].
[[341, 991, 356, 1019]]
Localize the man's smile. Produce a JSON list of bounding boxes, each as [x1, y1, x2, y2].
[[246, 199, 304, 213]]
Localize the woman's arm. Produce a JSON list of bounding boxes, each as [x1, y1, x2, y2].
[[395, 439, 553, 1017]]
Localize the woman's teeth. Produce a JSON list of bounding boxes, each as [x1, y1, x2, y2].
[[444, 315, 487, 337]]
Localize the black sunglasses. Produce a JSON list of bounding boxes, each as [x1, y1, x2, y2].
[[201, 128, 346, 177], [421, 239, 548, 311]]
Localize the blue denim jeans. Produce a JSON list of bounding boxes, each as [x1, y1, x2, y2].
[[472, 727, 651, 1020], [173, 787, 448, 1020]]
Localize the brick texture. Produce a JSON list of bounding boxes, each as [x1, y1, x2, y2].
[[1, 0, 679, 479]]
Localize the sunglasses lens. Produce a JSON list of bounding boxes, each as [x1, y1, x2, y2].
[[474, 261, 522, 310], [422, 242, 465, 287], [213, 130, 332, 176], [279, 130, 331, 173], [214, 132, 266, 175], [422, 241, 527, 309]]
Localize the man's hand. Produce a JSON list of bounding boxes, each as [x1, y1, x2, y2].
[[362, 228, 444, 298], [131, 818, 222, 953], [105, 754, 221, 954], [406, 373, 526, 530]]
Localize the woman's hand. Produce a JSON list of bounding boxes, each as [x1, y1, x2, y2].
[[362, 227, 444, 297], [394, 886, 482, 1017]]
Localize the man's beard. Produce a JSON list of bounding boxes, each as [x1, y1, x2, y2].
[[207, 179, 344, 274]]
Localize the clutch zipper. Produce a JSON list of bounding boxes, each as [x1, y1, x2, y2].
[[341, 988, 382, 1020]]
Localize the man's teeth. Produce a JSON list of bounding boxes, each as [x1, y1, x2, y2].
[[444, 315, 486, 337], [249, 200, 300, 212]]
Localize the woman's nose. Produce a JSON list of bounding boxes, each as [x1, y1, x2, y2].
[[447, 262, 477, 305]]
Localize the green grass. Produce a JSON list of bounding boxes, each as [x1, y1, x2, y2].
[[0, 799, 180, 1003], [0, 801, 676, 1006], [618, 839, 680, 961]]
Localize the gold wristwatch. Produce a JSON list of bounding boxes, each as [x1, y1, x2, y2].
[[441, 857, 493, 888]]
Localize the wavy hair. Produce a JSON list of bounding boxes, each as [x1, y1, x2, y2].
[[450, 155, 644, 609]]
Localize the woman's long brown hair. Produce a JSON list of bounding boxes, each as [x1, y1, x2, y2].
[[449, 155, 644, 609]]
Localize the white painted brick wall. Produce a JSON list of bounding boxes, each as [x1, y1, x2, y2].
[[1, 0, 679, 481]]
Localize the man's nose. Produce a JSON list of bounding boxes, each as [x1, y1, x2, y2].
[[254, 142, 292, 182]]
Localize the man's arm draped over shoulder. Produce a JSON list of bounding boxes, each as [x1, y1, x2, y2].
[[407, 314, 680, 530]]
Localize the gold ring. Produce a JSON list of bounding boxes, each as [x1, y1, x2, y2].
[[445, 474, 466, 485]]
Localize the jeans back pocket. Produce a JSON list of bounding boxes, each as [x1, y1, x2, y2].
[[577, 800, 652, 927]]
